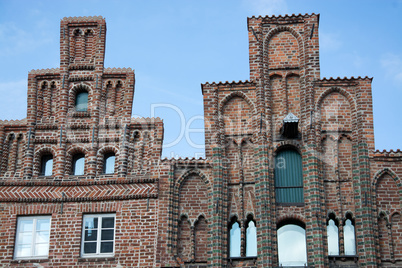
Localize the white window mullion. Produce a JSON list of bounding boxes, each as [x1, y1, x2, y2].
[[31, 219, 37, 257], [97, 216, 102, 255]]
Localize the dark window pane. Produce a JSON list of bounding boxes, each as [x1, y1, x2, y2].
[[100, 242, 113, 253], [75, 92, 88, 112], [101, 229, 114, 240], [102, 217, 114, 228], [84, 242, 96, 254], [84, 230, 98, 241], [84, 217, 98, 229]]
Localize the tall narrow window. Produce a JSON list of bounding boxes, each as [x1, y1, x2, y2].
[[245, 218, 257, 257], [103, 153, 115, 174], [344, 217, 356, 255], [277, 223, 307, 266], [40, 154, 53, 176], [229, 218, 241, 257], [327, 217, 339, 255], [14, 216, 51, 259], [75, 91, 88, 112], [275, 149, 303, 203], [72, 153, 85, 175], [81, 214, 115, 257]]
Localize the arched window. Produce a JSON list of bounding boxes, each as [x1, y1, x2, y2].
[[343, 215, 356, 255], [275, 149, 303, 204], [229, 217, 241, 257], [72, 153, 85, 175], [327, 215, 339, 255], [40, 154, 53, 176], [103, 152, 115, 174], [75, 91, 88, 112], [277, 222, 307, 266], [245, 216, 257, 257]]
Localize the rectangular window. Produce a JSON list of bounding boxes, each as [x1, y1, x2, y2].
[[14, 216, 51, 259], [81, 214, 115, 257]]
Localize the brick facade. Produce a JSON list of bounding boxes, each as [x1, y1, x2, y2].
[[0, 14, 400, 268]]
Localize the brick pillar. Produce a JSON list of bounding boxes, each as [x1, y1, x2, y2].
[[255, 138, 273, 267], [210, 145, 225, 267], [23, 128, 34, 179]]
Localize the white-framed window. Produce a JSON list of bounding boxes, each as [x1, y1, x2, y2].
[[103, 153, 115, 174], [72, 153, 85, 176], [14, 216, 51, 259], [81, 214, 115, 257], [277, 223, 307, 266], [246, 220, 257, 257], [228, 216, 241, 258]]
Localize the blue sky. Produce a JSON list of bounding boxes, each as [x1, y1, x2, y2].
[[0, 0, 401, 158]]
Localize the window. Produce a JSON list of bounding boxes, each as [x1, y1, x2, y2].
[[277, 223, 307, 266], [103, 153, 115, 174], [72, 153, 85, 175], [14, 216, 51, 259], [275, 149, 303, 204], [75, 91, 88, 112], [343, 218, 356, 255], [327, 218, 339, 255], [245, 218, 257, 257], [229, 218, 241, 257], [81, 214, 115, 257], [40, 154, 53, 176]]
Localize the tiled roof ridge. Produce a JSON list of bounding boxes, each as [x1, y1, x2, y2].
[[29, 68, 60, 75], [320, 76, 373, 81], [130, 117, 163, 123], [61, 16, 105, 22], [161, 157, 209, 163], [373, 149, 402, 155], [0, 118, 27, 125], [202, 80, 254, 86], [104, 67, 134, 73], [249, 13, 317, 20]]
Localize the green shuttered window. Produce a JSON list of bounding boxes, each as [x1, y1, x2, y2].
[[275, 149, 303, 204]]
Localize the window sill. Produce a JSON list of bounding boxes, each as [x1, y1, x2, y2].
[[78, 256, 115, 262], [329, 255, 358, 261], [276, 202, 304, 207], [228, 256, 257, 263], [71, 111, 90, 117], [11, 258, 48, 263]]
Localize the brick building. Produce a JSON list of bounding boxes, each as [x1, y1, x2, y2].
[[0, 14, 400, 268]]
